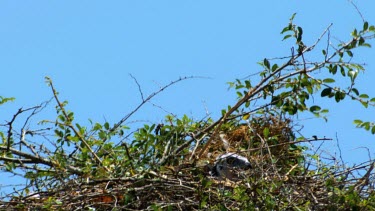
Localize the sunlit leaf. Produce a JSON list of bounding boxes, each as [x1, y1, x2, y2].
[[359, 94, 369, 99], [361, 101, 369, 108], [353, 119, 363, 125], [242, 113, 250, 120], [323, 78, 335, 83]]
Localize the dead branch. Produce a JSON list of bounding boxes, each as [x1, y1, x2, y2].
[[110, 76, 202, 133]]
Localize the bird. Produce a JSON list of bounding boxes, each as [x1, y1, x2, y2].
[[211, 153, 252, 180]]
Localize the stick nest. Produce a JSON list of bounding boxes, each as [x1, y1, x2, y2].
[[2, 115, 375, 210]]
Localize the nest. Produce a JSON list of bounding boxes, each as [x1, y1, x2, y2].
[[2, 115, 375, 210]]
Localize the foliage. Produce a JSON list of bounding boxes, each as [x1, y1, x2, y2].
[[1, 13, 375, 210]]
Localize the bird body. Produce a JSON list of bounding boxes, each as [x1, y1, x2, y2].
[[211, 153, 252, 180]]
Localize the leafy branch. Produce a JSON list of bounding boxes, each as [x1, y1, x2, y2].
[[45, 77, 110, 173]]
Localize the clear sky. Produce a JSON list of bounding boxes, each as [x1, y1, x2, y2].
[[1, 1, 375, 194]]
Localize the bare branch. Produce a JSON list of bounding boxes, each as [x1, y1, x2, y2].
[[349, 0, 365, 23], [129, 74, 144, 101], [110, 76, 203, 133]]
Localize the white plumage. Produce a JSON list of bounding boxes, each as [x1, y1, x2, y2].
[[211, 153, 252, 180]]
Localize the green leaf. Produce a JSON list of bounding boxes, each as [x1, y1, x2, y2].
[[297, 26, 303, 41], [99, 131, 107, 139], [306, 85, 313, 94], [310, 105, 321, 112], [353, 119, 363, 125], [328, 65, 338, 74], [361, 43, 372, 48], [359, 37, 365, 46], [245, 100, 250, 108], [321, 88, 332, 97], [322, 50, 326, 55], [242, 113, 250, 120], [361, 101, 369, 108], [364, 122, 371, 131], [334, 91, 345, 102], [335, 92, 341, 102], [323, 78, 335, 83], [245, 80, 251, 89], [359, 94, 369, 99], [370, 98, 375, 102], [351, 29, 358, 37], [271, 95, 282, 106], [372, 126, 375, 134], [263, 127, 270, 138], [54, 129, 63, 138], [58, 115, 65, 122], [347, 51, 353, 57], [363, 21, 369, 31], [93, 123, 102, 130], [104, 122, 110, 130], [290, 13, 297, 21], [263, 58, 270, 69], [348, 70, 358, 81], [282, 34, 292, 40], [351, 88, 359, 96], [0, 97, 15, 105], [272, 64, 278, 72], [340, 66, 345, 76], [281, 26, 291, 34]]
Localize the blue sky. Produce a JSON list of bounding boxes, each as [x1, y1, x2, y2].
[[1, 1, 375, 193]]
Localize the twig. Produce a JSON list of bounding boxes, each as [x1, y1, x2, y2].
[[6, 105, 43, 151], [129, 74, 144, 101], [349, 0, 365, 23], [0, 146, 83, 175], [110, 76, 201, 133]]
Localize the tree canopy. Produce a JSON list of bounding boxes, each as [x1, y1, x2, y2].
[[1, 12, 375, 210]]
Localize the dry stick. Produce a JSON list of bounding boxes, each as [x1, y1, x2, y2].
[[46, 78, 110, 173], [6, 108, 21, 151], [349, 0, 365, 23], [110, 76, 200, 133], [0, 146, 83, 175], [5, 106, 41, 151], [355, 160, 375, 193], [189, 134, 207, 161], [256, 133, 280, 178]]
